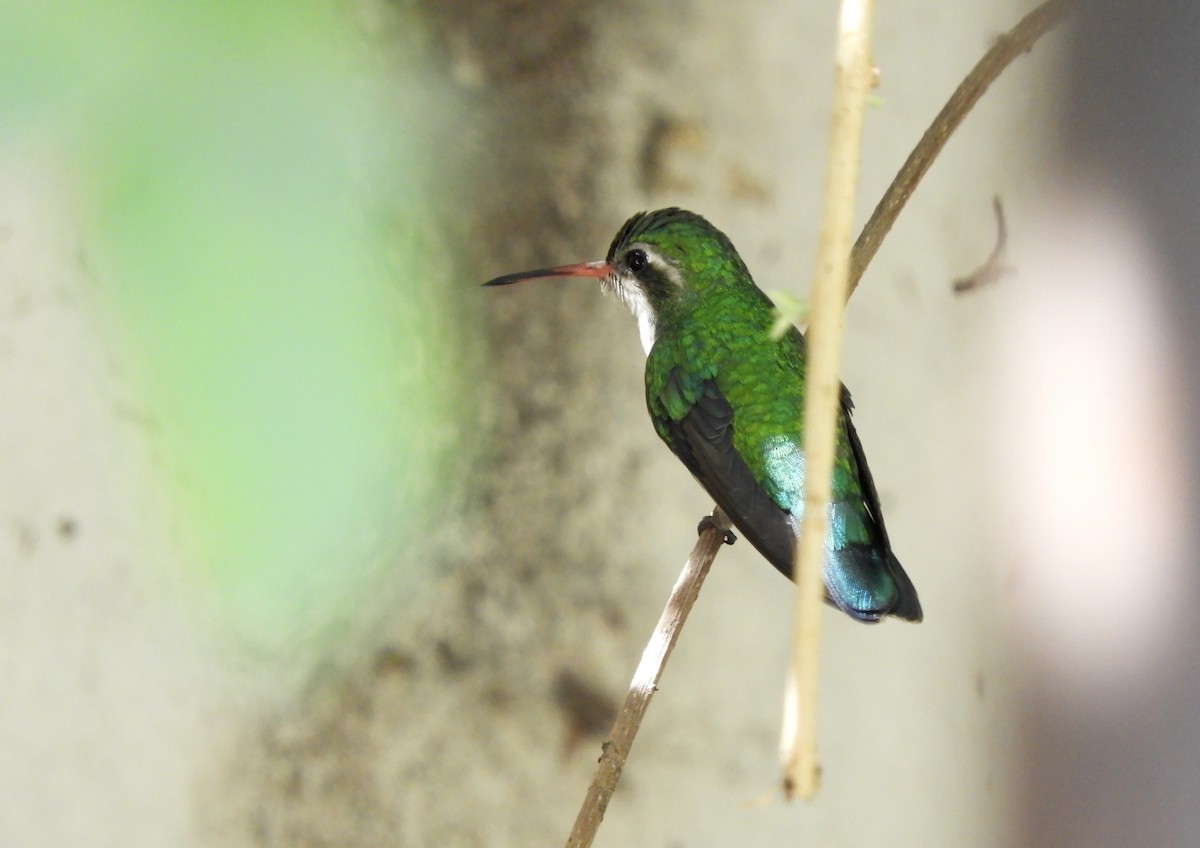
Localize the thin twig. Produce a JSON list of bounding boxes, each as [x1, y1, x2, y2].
[[953, 195, 1011, 293], [564, 508, 732, 848], [782, 0, 876, 802], [848, 0, 1074, 299]]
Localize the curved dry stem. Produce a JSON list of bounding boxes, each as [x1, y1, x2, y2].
[[848, 0, 1074, 299]]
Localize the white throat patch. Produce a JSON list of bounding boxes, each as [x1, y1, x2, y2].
[[607, 273, 658, 355]]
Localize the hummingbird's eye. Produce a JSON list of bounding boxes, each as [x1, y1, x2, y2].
[[625, 249, 648, 274]]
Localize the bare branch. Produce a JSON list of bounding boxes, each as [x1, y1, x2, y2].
[[953, 195, 1012, 294], [848, 0, 1074, 299], [565, 508, 732, 848]]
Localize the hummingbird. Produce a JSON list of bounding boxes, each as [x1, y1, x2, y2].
[[484, 208, 921, 623]]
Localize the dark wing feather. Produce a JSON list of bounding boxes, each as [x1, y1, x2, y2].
[[840, 387, 923, 621], [839, 386, 886, 544], [655, 371, 798, 578]]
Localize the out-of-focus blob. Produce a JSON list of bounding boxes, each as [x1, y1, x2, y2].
[[991, 183, 1187, 698], [0, 4, 470, 652]]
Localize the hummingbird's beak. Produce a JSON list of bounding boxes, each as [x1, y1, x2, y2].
[[482, 260, 610, 287]]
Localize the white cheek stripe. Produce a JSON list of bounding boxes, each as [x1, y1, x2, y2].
[[661, 261, 685, 291]]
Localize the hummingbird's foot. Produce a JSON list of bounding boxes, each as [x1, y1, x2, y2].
[[697, 515, 737, 546]]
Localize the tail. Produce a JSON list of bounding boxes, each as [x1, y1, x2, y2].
[[833, 392, 923, 623], [824, 545, 923, 623], [882, 551, 923, 621]]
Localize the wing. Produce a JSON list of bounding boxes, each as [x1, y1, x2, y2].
[[650, 367, 799, 578], [649, 368, 923, 621], [839, 388, 923, 620], [839, 385, 887, 544]]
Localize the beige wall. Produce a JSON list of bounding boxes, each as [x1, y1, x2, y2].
[[0, 3, 1060, 845]]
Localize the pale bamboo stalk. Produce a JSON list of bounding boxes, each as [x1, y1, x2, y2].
[[781, 0, 876, 801]]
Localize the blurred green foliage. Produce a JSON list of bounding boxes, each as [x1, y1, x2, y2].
[[1, 2, 471, 649]]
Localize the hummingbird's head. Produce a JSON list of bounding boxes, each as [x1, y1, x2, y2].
[[483, 208, 748, 354]]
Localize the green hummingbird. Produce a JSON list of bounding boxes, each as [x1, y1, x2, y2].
[[484, 208, 921, 623]]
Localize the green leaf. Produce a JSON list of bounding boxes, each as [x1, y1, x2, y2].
[[767, 290, 809, 339]]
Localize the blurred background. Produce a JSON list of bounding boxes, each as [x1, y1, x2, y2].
[[2, 1, 1194, 846]]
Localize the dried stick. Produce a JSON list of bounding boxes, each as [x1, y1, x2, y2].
[[564, 508, 732, 848], [952, 195, 1011, 293], [783, 0, 1073, 801], [848, 0, 1074, 299], [781, 0, 876, 802]]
